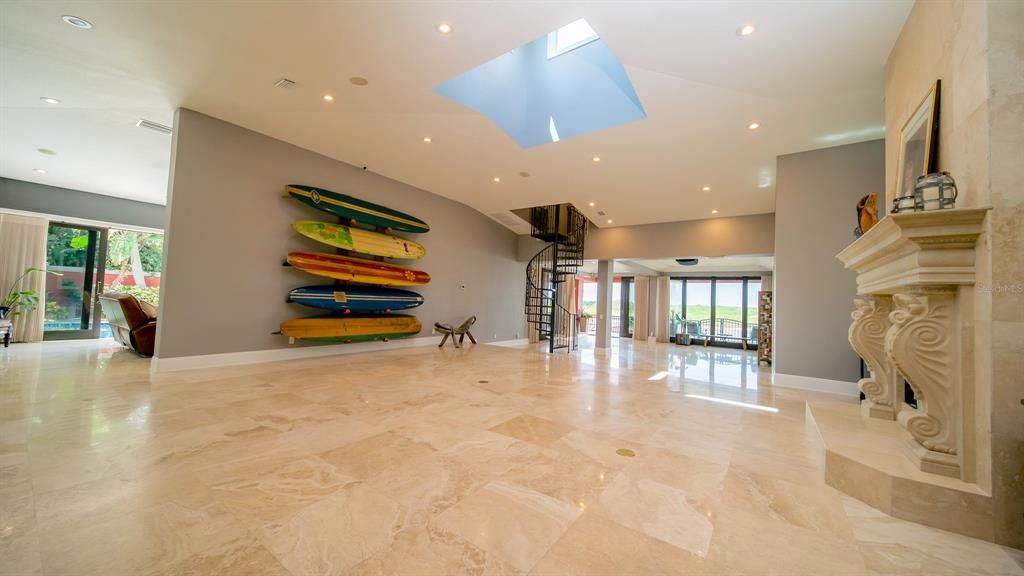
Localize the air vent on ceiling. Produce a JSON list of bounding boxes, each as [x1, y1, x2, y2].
[[597, 210, 606, 216], [135, 119, 172, 135], [273, 77, 296, 89], [675, 258, 699, 266]]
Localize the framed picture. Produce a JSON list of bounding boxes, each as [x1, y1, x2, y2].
[[895, 80, 941, 205]]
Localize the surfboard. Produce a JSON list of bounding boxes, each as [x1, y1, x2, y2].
[[281, 315, 422, 343], [286, 185, 430, 234], [292, 220, 426, 260], [287, 252, 431, 286], [287, 285, 424, 312]]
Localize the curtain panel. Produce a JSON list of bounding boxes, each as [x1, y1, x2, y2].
[[0, 213, 49, 342]]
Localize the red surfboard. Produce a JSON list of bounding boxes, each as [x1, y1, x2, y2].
[[287, 252, 430, 286]]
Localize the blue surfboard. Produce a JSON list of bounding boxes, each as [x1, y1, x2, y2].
[[287, 285, 424, 312]]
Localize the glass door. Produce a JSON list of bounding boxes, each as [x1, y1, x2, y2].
[[44, 223, 108, 340], [712, 279, 744, 346], [619, 277, 635, 338], [686, 279, 712, 343]]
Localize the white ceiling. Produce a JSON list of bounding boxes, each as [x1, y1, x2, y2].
[[0, 1, 911, 226], [579, 256, 774, 276]]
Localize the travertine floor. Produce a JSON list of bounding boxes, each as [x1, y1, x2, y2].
[[1, 338, 1021, 575]]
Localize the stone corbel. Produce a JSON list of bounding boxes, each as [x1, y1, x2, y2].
[[848, 295, 901, 420], [886, 290, 961, 477]]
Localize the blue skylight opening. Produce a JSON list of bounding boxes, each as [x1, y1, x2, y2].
[[434, 18, 645, 148]]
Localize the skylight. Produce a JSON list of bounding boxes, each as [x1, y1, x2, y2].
[[547, 19, 599, 59], [433, 19, 645, 148]]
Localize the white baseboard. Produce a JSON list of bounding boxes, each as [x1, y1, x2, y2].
[[485, 338, 530, 348], [151, 335, 442, 373], [772, 372, 860, 397]]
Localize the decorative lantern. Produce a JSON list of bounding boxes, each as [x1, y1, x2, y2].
[[914, 172, 958, 211], [892, 186, 921, 213]]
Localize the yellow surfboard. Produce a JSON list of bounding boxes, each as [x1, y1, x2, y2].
[[281, 315, 422, 343], [292, 220, 425, 259]]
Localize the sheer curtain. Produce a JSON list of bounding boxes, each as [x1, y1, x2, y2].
[[0, 213, 49, 342]]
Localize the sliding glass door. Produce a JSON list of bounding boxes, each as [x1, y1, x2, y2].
[[669, 277, 762, 349], [44, 223, 108, 340], [619, 277, 635, 338]]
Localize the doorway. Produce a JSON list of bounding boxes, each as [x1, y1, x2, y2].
[[43, 223, 108, 340]]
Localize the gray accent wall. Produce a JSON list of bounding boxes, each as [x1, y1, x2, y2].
[[156, 109, 525, 359], [0, 177, 165, 229], [583, 213, 774, 261], [773, 139, 884, 383]]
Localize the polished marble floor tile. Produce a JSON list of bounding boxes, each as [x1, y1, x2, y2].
[[1, 337, 1021, 575]]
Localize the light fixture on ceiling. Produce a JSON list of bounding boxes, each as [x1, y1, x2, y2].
[[322, 94, 334, 102], [423, 137, 432, 143], [40, 97, 61, 104], [737, 24, 757, 36], [436, 22, 453, 34], [711, 209, 719, 214], [37, 148, 56, 155], [588, 202, 595, 207], [592, 156, 601, 163], [136, 118, 173, 135], [748, 122, 760, 130], [607, 219, 613, 224], [493, 177, 501, 183], [33, 168, 47, 174], [62, 15, 93, 29], [702, 186, 711, 191], [349, 77, 369, 86]]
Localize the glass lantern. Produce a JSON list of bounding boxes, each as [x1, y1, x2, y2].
[[914, 172, 958, 211], [892, 187, 921, 213]]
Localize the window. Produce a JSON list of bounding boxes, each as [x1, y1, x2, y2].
[[745, 280, 762, 342], [547, 19, 599, 59], [669, 279, 684, 337], [668, 277, 762, 348]]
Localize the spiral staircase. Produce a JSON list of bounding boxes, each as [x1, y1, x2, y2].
[[525, 204, 588, 353]]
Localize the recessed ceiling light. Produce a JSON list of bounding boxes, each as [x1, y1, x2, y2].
[[493, 177, 501, 183], [711, 209, 719, 214], [436, 23, 453, 34], [37, 148, 56, 155], [607, 219, 613, 224], [349, 77, 369, 86], [737, 24, 757, 36], [322, 94, 334, 102], [592, 156, 601, 163], [748, 122, 760, 130], [62, 15, 93, 29], [588, 202, 595, 207], [702, 186, 711, 191], [40, 97, 61, 104], [33, 168, 47, 174], [423, 137, 432, 143]]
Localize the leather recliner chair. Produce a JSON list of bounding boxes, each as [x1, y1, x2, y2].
[[99, 293, 158, 356]]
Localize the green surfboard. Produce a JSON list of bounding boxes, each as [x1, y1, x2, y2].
[[286, 184, 430, 234]]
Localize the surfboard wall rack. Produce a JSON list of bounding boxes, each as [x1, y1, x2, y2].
[[280, 184, 430, 345]]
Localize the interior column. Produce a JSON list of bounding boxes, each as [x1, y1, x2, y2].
[[595, 260, 614, 349]]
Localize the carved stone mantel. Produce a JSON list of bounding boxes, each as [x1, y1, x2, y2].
[[836, 208, 989, 479], [849, 295, 900, 420]]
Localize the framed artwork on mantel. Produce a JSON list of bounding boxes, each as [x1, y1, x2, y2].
[[895, 79, 941, 205]]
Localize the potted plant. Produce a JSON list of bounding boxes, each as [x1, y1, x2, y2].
[[1, 267, 61, 320]]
